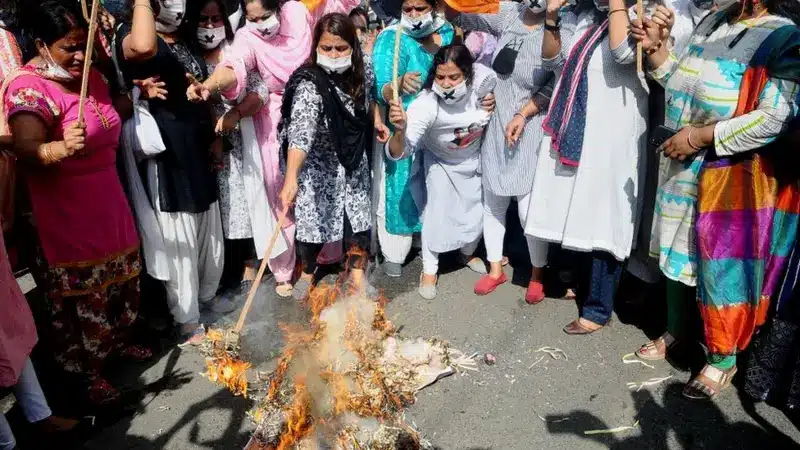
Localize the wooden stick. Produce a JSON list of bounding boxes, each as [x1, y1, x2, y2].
[[81, 0, 91, 22], [77, 0, 100, 124], [636, 0, 644, 73], [234, 205, 290, 333], [391, 24, 403, 102]]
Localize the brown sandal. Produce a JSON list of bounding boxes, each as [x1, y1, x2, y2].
[[635, 332, 677, 361], [563, 318, 605, 335], [275, 282, 293, 298], [682, 364, 737, 400]]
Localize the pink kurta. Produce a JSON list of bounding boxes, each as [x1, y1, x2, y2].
[[4, 68, 138, 265], [0, 226, 37, 387]]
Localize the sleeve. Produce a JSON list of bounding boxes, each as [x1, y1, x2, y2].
[[454, 1, 519, 37], [4, 75, 60, 126], [244, 72, 269, 104], [386, 93, 437, 161], [713, 78, 799, 156], [648, 51, 680, 87], [288, 81, 322, 154], [542, 10, 579, 72], [609, 8, 640, 65], [372, 28, 409, 106], [221, 31, 258, 100], [533, 73, 555, 111], [472, 63, 497, 99]]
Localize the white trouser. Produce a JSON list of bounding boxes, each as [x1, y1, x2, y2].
[[160, 202, 225, 324], [484, 189, 548, 268], [375, 154, 414, 264], [422, 235, 481, 275], [1, 359, 52, 450]]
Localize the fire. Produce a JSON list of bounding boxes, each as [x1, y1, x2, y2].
[[204, 356, 251, 397], [276, 378, 314, 450]]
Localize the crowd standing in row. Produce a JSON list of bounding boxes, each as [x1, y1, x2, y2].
[[2, 0, 800, 447]]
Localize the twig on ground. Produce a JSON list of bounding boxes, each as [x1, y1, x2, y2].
[[622, 353, 655, 369], [627, 376, 673, 392], [584, 420, 640, 435], [528, 355, 546, 369], [535, 346, 568, 361]]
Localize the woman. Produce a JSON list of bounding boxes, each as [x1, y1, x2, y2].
[[372, 0, 456, 278], [116, 0, 224, 344], [188, 0, 272, 300], [524, 0, 648, 333], [463, 30, 497, 66], [186, 0, 358, 295], [634, 0, 800, 399], [3, 1, 150, 403], [0, 228, 77, 449], [387, 44, 495, 299], [446, 0, 554, 303], [277, 12, 373, 298]]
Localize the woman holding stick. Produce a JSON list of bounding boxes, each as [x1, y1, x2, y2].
[[445, 0, 554, 303], [523, 0, 648, 334], [116, 0, 224, 345], [185, 0, 359, 297], [3, 0, 150, 404], [386, 44, 496, 299], [634, 0, 800, 400], [277, 12, 373, 298]]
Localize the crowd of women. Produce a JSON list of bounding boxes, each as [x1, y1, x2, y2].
[[3, 0, 800, 447]]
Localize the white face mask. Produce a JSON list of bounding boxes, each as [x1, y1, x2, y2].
[[317, 50, 352, 74], [197, 26, 226, 49], [156, 0, 186, 33], [527, 0, 546, 13], [41, 45, 74, 81], [245, 14, 280, 39], [401, 11, 435, 38], [432, 79, 467, 104]]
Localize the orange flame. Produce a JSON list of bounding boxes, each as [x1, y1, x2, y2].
[[204, 356, 251, 397], [276, 377, 314, 450]]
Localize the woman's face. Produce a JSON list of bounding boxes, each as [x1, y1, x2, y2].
[[199, 1, 225, 29], [317, 31, 352, 60], [401, 0, 433, 19], [245, 1, 274, 22], [351, 14, 367, 40], [38, 27, 87, 79], [433, 61, 464, 90]]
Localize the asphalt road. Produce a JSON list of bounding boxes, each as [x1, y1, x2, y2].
[[83, 255, 800, 450]]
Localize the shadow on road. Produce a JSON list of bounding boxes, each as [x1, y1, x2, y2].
[[544, 383, 798, 449]]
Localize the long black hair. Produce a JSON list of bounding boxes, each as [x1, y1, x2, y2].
[[186, 0, 236, 46], [423, 44, 474, 90], [311, 12, 366, 106], [763, 0, 800, 25]]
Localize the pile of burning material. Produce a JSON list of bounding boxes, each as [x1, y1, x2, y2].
[[202, 273, 476, 449]]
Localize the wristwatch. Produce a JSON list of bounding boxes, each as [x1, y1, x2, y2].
[[544, 16, 561, 32]]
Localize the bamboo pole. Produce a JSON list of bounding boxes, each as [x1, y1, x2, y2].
[[77, 0, 101, 124], [391, 24, 403, 102], [233, 206, 290, 334], [636, 0, 644, 73]]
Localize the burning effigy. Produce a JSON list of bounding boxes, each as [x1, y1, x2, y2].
[[200, 261, 476, 450]]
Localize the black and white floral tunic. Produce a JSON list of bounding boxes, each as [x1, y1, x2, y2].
[[286, 72, 372, 244]]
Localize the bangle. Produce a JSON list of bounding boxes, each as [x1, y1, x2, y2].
[[608, 8, 627, 16], [687, 127, 702, 151], [514, 112, 528, 121], [133, 3, 154, 14]]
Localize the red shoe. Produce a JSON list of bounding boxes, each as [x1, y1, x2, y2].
[[525, 281, 545, 305], [474, 273, 508, 296]]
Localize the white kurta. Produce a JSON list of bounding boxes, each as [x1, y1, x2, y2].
[[524, 9, 649, 261]]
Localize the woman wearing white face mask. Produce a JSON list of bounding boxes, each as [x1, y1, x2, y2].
[[444, 0, 555, 304], [387, 44, 496, 299], [116, 0, 225, 345], [187, 0, 274, 304], [372, 0, 456, 278], [277, 13, 373, 299], [185, 0, 359, 297]]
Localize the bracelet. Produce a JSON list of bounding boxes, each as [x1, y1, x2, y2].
[[41, 142, 64, 165], [687, 127, 702, 151], [514, 112, 528, 121], [544, 22, 560, 32], [133, 3, 154, 14], [608, 8, 627, 16]]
